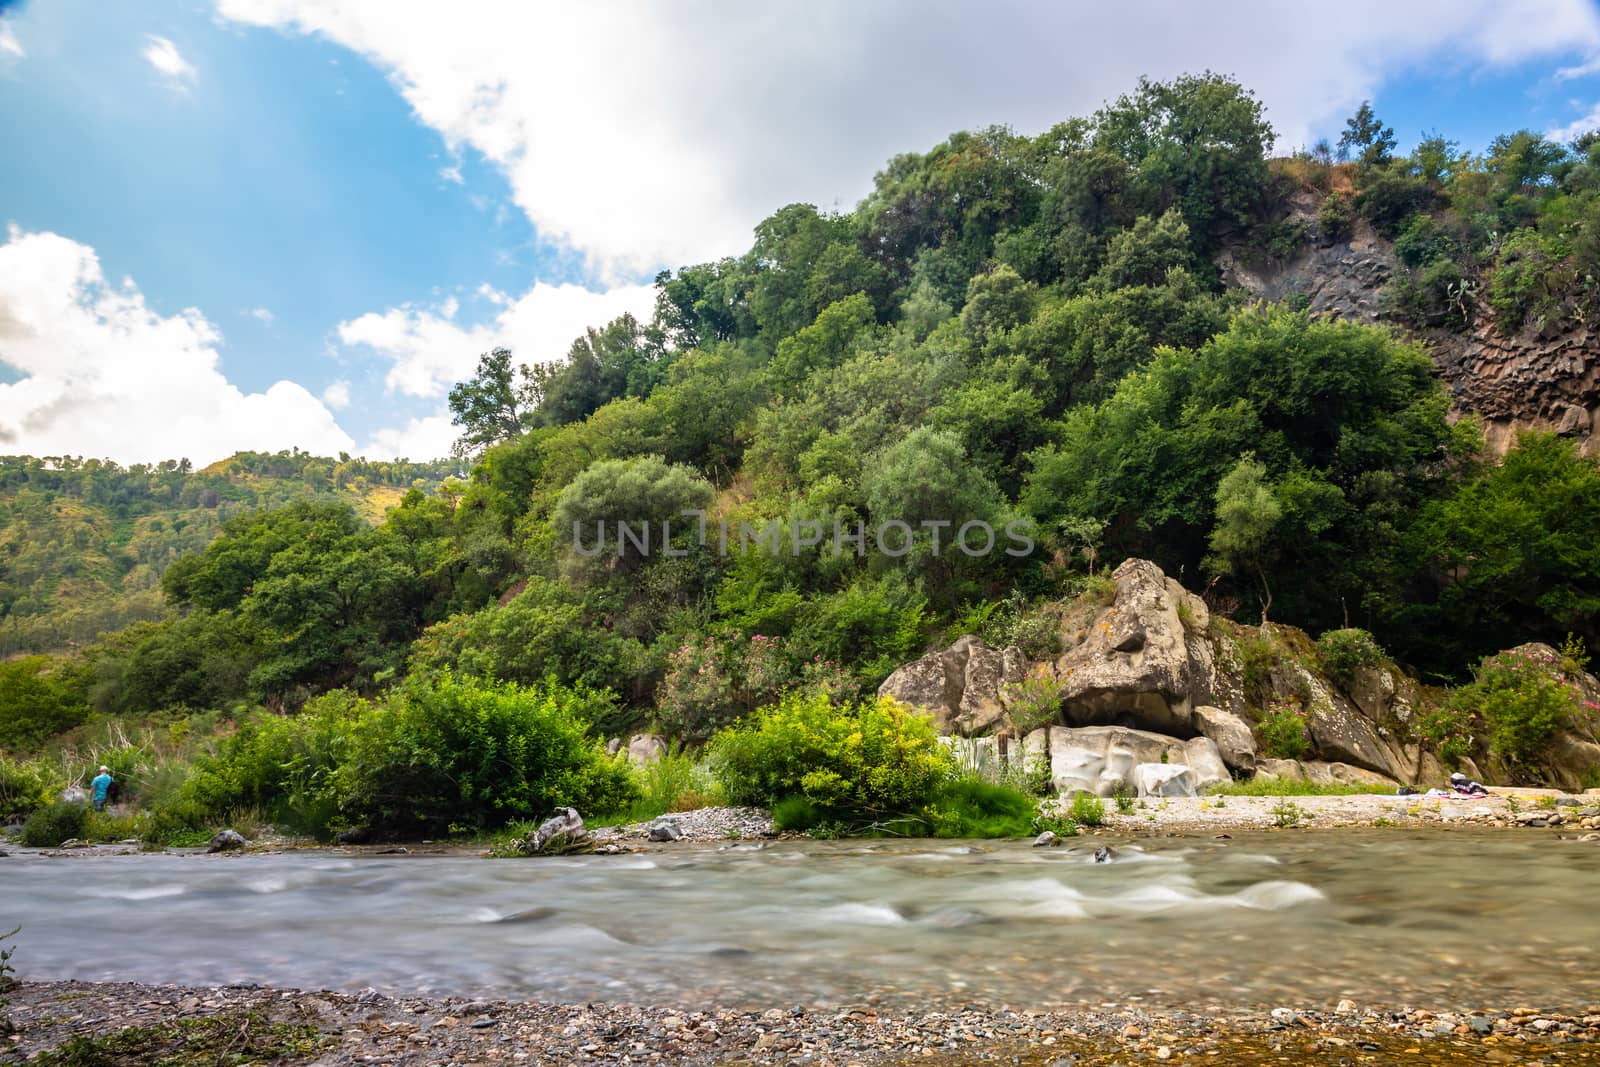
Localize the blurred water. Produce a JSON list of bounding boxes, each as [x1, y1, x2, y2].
[[4, 830, 1596, 1010]]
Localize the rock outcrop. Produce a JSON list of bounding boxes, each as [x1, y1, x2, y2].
[[878, 634, 1028, 735], [882, 558, 1599, 794], [1220, 203, 1597, 457]]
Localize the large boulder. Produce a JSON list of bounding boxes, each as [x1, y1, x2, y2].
[[1193, 705, 1257, 772], [1053, 559, 1224, 736], [625, 734, 668, 765], [1133, 762, 1199, 798], [879, 635, 1027, 735], [1046, 725, 1229, 796]]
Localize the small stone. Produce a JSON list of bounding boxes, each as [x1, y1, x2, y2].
[[1032, 831, 1058, 848], [1336, 999, 1357, 1014]]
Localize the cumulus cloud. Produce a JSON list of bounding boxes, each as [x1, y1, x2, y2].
[[0, 20, 23, 59], [1549, 101, 1600, 144], [218, 0, 1600, 275], [142, 34, 196, 85], [321, 380, 351, 409], [336, 279, 655, 399], [361, 410, 457, 462], [244, 306, 274, 323], [0, 226, 356, 465]]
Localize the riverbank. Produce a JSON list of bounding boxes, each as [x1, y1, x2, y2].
[[7, 979, 1600, 1065]]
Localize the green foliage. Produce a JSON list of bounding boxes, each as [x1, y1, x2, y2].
[[1455, 647, 1580, 770], [0, 756, 59, 821], [25, 1011, 325, 1066], [918, 776, 1042, 838], [655, 632, 840, 742], [1257, 700, 1311, 760], [1114, 789, 1136, 814], [0, 656, 87, 749], [1416, 699, 1476, 768], [1205, 454, 1281, 622], [1485, 228, 1570, 334], [1001, 670, 1068, 735], [1559, 632, 1592, 675], [1316, 628, 1385, 687], [605, 743, 719, 825], [334, 675, 637, 838], [447, 347, 542, 456], [709, 692, 953, 825], [1207, 778, 1367, 797], [21, 799, 88, 847], [1317, 193, 1355, 243], [1270, 798, 1307, 827], [1338, 101, 1396, 167], [1067, 791, 1106, 827]]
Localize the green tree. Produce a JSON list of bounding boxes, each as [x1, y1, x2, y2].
[[1205, 455, 1282, 623], [1337, 101, 1396, 167], [447, 347, 540, 457]]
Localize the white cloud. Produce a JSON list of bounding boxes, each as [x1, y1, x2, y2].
[[361, 410, 457, 461], [336, 279, 655, 399], [1550, 101, 1600, 144], [0, 20, 23, 59], [0, 226, 355, 465], [1557, 53, 1600, 81], [244, 306, 274, 323], [218, 0, 1600, 275], [142, 34, 196, 85], [321, 380, 351, 409], [439, 164, 463, 184]]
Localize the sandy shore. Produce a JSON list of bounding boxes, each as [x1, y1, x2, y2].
[[6, 979, 1600, 1066]]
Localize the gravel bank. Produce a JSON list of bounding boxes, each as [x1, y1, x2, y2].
[[6, 980, 1600, 1065], [1066, 786, 1600, 835]]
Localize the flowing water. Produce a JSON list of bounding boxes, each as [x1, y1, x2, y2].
[[4, 830, 1598, 1011]]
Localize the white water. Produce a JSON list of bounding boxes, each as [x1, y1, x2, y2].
[[5, 831, 1597, 1010]]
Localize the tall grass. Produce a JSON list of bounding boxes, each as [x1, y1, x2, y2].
[[1207, 778, 1374, 796]]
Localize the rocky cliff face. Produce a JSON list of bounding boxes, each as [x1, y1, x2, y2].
[[1218, 196, 1598, 458], [880, 557, 1600, 794]]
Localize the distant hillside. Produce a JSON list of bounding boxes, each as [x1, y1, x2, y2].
[[0, 451, 462, 655]]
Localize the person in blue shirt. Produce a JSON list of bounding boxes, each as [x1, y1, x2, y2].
[[90, 765, 113, 812]]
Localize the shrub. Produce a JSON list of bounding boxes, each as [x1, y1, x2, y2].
[[1317, 193, 1356, 243], [1002, 669, 1068, 735], [1485, 228, 1569, 334], [1270, 799, 1307, 827], [918, 777, 1041, 838], [1415, 699, 1476, 768], [335, 674, 637, 838], [1236, 633, 1280, 695], [21, 800, 88, 847], [1457, 648, 1580, 769], [1316, 628, 1386, 687], [1067, 791, 1106, 827], [0, 656, 88, 750], [1257, 700, 1311, 760], [656, 633, 858, 743], [0, 757, 59, 822], [605, 743, 720, 824], [709, 692, 953, 826]]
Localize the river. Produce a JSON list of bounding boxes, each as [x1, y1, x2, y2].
[[4, 830, 1596, 1011]]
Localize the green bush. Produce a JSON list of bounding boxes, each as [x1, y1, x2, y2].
[[1457, 648, 1580, 769], [1317, 193, 1355, 243], [334, 674, 638, 838], [1485, 228, 1569, 334], [0, 657, 88, 750], [0, 757, 59, 822], [1316, 628, 1386, 687], [1257, 700, 1311, 760], [1001, 670, 1068, 735], [1415, 700, 1475, 768], [1067, 791, 1106, 827], [604, 743, 720, 825], [918, 777, 1041, 838], [710, 692, 953, 826], [21, 800, 88, 847]]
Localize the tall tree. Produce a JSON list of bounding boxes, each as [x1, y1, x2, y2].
[[1337, 101, 1396, 167], [447, 348, 540, 457]]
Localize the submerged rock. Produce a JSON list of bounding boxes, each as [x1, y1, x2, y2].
[[1032, 830, 1059, 848]]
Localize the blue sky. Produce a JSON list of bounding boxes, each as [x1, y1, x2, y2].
[[2, 0, 1599, 464]]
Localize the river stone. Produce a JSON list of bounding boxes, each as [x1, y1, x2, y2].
[[626, 734, 668, 765], [1133, 762, 1198, 798], [1193, 705, 1257, 772], [207, 829, 247, 853], [524, 807, 589, 855], [647, 818, 683, 842], [1032, 830, 1059, 848], [59, 786, 87, 805], [878, 635, 1028, 735]]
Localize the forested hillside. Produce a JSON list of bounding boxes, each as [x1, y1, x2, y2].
[[0, 452, 461, 655], [5, 73, 1600, 842]]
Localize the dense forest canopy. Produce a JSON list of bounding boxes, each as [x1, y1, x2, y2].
[[6, 73, 1600, 764]]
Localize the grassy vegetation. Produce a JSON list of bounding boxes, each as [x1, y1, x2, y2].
[[1206, 778, 1373, 796], [25, 1012, 326, 1066]]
